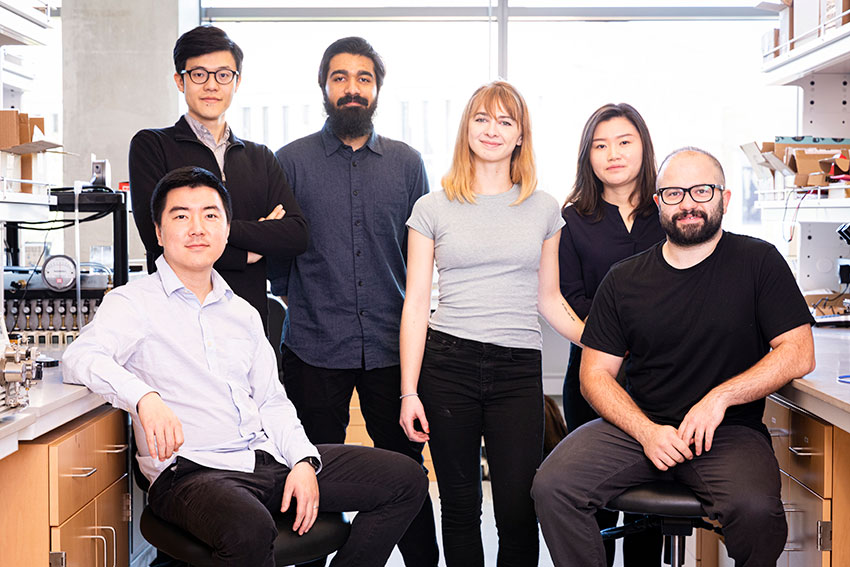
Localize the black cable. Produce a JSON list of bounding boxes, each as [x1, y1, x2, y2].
[[17, 206, 118, 230], [49, 185, 115, 193]]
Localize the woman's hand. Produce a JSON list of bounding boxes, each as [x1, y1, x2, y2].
[[400, 395, 430, 442]]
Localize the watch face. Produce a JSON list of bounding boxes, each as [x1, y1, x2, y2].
[[42, 255, 77, 292]]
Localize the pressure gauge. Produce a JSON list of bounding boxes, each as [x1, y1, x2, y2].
[[42, 255, 77, 292]]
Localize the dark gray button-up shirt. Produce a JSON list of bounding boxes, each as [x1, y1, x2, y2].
[[271, 121, 429, 370]]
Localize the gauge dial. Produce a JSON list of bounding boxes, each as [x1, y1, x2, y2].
[[42, 255, 77, 292]]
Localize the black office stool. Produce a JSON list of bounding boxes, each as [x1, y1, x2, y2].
[[140, 506, 351, 566], [601, 481, 722, 567]]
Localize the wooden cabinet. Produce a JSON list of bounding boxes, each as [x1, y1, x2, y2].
[[0, 405, 128, 566], [344, 389, 436, 481], [766, 396, 834, 567]]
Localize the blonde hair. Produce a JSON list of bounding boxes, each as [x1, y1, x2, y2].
[[442, 81, 537, 205]]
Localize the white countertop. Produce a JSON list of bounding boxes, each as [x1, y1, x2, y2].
[[0, 327, 847, 461], [0, 357, 105, 460], [776, 326, 850, 432]]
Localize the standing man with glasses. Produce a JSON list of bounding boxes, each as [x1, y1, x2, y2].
[[532, 148, 816, 567], [129, 25, 308, 331], [269, 37, 438, 567]]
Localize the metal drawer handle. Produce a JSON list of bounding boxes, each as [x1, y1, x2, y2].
[[68, 466, 97, 478], [788, 446, 822, 457], [80, 534, 107, 567], [99, 444, 129, 454], [768, 427, 788, 437], [94, 525, 117, 567], [783, 507, 804, 551]]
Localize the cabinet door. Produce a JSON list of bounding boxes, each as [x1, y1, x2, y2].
[[784, 473, 831, 567], [94, 409, 128, 496], [51, 499, 99, 567], [50, 416, 100, 526], [95, 475, 129, 567]]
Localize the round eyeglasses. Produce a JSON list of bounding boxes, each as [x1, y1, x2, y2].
[[656, 184, 724, 205], [181, 67, 239, 85]]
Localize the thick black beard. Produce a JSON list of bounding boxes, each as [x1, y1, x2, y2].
[[323, 94, 377, 141], [660, 201, 724, 246]]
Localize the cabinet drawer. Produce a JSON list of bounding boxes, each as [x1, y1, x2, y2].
[[48, 406, 127, 526], [51, 497, 98, 567], [765, 396, 791, 473], [783, 472, 831, 567], [50, 414, 101, 526], [788, 410, 832, 499]]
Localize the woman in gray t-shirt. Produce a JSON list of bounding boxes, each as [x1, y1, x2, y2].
[[399, 81, 584, 567]]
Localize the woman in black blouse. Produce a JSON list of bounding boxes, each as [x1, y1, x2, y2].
[[558, 103, 665, 567]]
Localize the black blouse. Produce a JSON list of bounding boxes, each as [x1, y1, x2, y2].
[[558, 200, 666, 320]]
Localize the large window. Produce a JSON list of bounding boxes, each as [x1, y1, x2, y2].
[[208, 4, 797, 235]]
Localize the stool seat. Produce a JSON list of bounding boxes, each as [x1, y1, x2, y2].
[[608, 481, 705, 518], [140, 506, 350, 566]]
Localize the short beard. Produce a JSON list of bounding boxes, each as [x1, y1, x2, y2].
[[660, 200, 724, 246], [324, 94, 377, 140]]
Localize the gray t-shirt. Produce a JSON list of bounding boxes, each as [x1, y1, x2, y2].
[[406, 185, 565, 350]]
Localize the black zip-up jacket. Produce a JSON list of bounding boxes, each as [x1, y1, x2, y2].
[[128, 117, 309, 328]]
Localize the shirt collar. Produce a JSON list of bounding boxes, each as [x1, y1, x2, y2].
[[320, 120, 383, 157], [154, 255, 233, 303], [184, 113, 231, 148]]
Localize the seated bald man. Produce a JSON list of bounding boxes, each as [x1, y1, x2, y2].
[[63, 166, 428, 567], [532, 147, 815, 567]]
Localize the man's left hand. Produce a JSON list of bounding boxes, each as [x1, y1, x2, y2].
[[677, 392, 727, 455], [281, 461, 320, 535]]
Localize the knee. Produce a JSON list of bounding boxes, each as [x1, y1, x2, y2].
[[384, 450, 429, 506], [531, 457, 562, 506], [213, 512, 276, 562]]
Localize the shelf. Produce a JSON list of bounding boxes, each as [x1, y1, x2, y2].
[[0, 0, 50, 47], [756, 196, 850, 223], [0, 190, 53, 222], [763, 23, 850, 85]]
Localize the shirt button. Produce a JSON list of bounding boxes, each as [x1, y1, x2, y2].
[[356, 250, 362, 256], [358, 280, 364, 286], [354, 220, 361, 226], [352, 161, 358, 167], [359, 310, 366, 316], [353, 190, 359, 196]]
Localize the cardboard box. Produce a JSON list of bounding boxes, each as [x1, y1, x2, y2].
[[0, 109, 20, 149], [0, 110, 61, 193], [804, 292, 849, 316]]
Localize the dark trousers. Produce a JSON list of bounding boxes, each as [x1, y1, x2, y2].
[[532, 419, 787, 567], [418, 329, 543, 567], [147, 445, 428, 567], [561, 344, 662, 567], [281, 346, 439, 567]]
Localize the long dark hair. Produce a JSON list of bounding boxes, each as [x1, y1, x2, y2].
[[565, 103, 657, 221]]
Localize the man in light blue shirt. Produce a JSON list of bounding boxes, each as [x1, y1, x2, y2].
[[63, 166, 428, 567]]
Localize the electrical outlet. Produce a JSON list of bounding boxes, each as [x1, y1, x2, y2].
[[91, 159, 107, 186]]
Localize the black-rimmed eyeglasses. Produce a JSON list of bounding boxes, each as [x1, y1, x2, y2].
[[656, 184, 724, 205], [180, 67, 239, 85]]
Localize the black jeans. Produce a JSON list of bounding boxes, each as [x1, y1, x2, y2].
[[533, 419, 787, 567], [280, 346, 439, 567], [561, 344, 662, 567], [147, 445, 428, 567], [418, 329, 543, 567]]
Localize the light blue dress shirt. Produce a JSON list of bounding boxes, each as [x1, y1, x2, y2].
[[63, 256, 319, 485]]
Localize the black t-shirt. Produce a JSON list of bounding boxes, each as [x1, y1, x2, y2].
[[582, 232, 815, 430]]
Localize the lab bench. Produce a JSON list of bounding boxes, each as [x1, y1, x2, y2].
[[0, 329, 848, 566]]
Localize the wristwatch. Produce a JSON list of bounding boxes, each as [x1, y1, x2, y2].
[[297, 456, 321, 472]]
